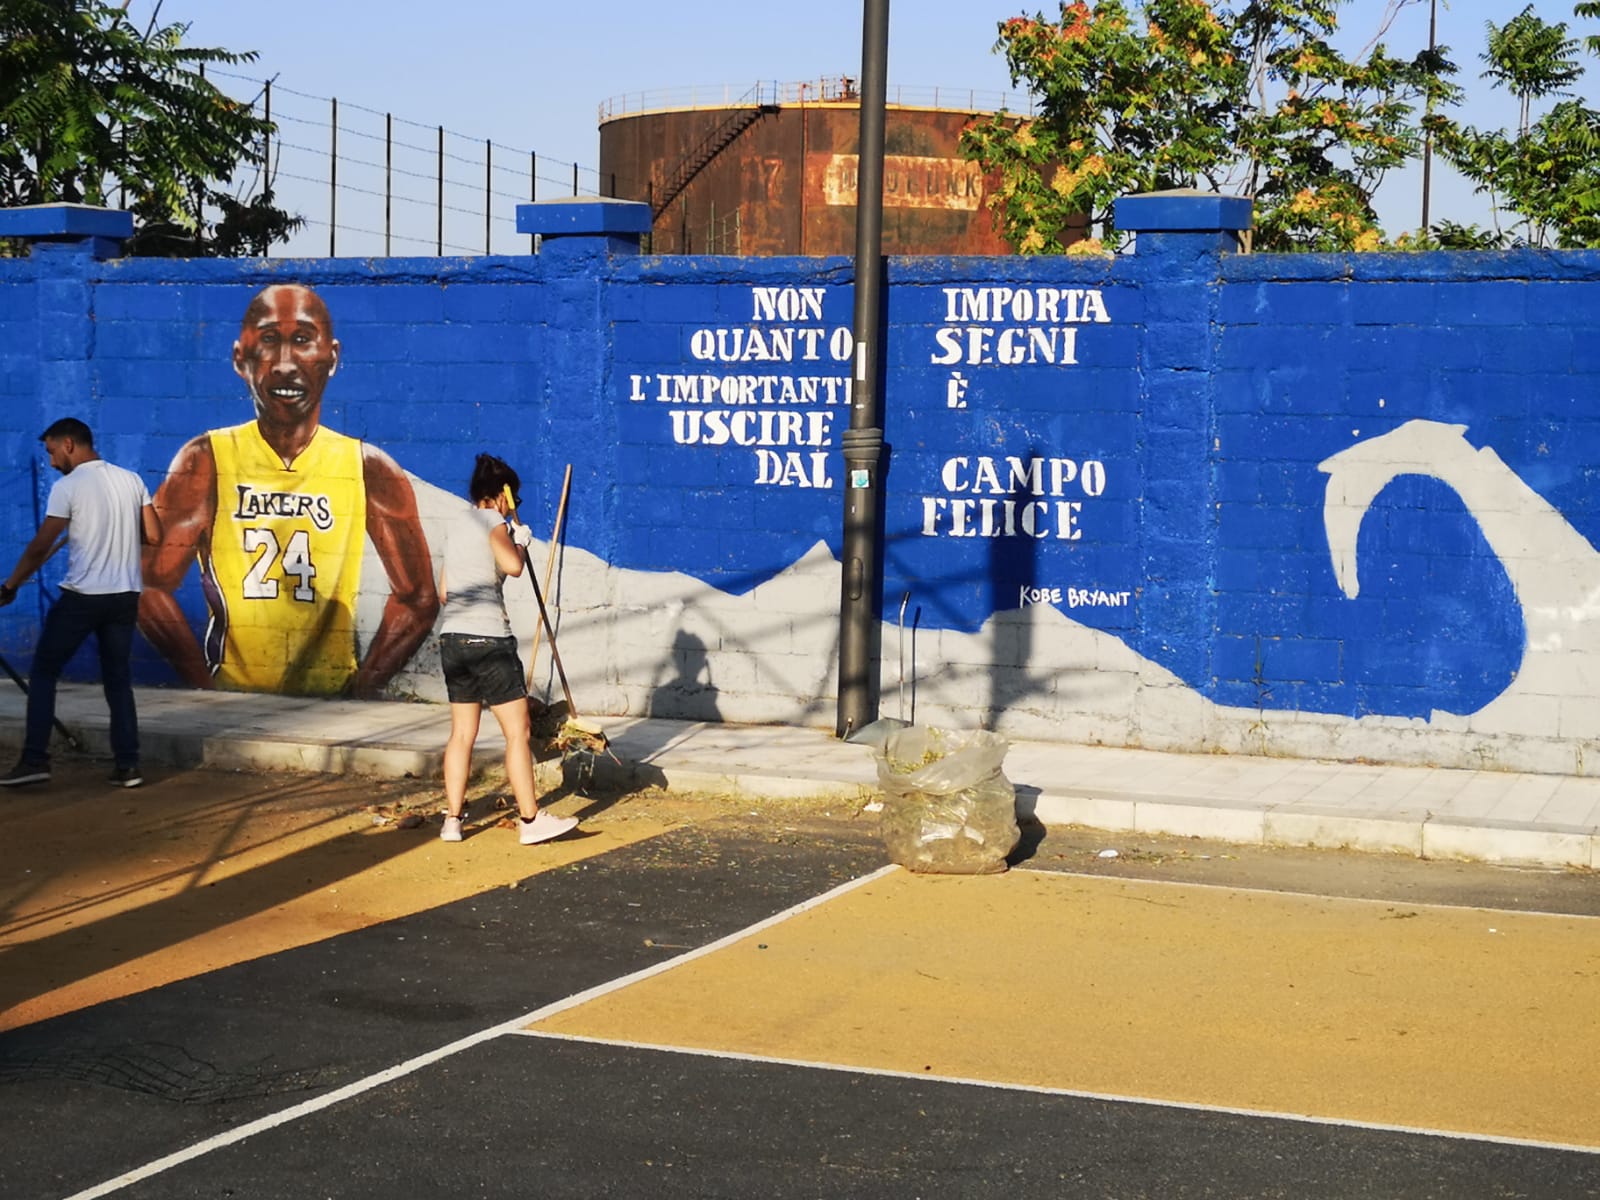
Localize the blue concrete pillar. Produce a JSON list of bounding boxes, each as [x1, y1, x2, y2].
[[1113, 191, 1252, 687], [515, 197, 652, 262], [0, 202, 134, 262], [0, 203, 133, 429], [0, 205, 133, 644], [0, 204, 131, 423], [513, 197, 650, 539], [1115, 189, 1252, 260]]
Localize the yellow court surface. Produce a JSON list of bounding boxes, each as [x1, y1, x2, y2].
[[530, 866, 1600, 1149]]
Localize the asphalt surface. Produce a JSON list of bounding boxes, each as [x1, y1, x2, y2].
[[1, 819, 881, 1198], [4, 805, 1599, 1200]]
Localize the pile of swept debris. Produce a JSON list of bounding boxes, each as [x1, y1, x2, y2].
[[528, 697, 612, 762]]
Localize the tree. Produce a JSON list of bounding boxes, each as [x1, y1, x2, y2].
[[1581, 1, 1600, 54], [1427, 3, 1600, 249], [960, 0, 1456, 253], [1481, 3, 1584, 134], [0, 0, 298, 256]]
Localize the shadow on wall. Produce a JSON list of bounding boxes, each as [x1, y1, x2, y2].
[[884, 590, 920, 726], [985, 453, 1043, 729], [647, 629, 723, 722], [884, 496, 1088, 736]]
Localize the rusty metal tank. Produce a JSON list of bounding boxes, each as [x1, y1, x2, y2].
[[597, 78, 1029, 256]]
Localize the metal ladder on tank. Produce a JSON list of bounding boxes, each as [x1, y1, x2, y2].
[[650, 83, 780, 220]]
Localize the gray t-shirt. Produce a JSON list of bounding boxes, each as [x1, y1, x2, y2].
[[46, 459, 151, 595], [438, 506, 511, 637]]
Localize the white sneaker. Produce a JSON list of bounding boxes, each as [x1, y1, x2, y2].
[[440, 815, 463, 842], [519, 810, 579, 845]]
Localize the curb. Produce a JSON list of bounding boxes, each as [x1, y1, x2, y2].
[[3, 697, 1596, 871], [1028, 788, 1598, 870]]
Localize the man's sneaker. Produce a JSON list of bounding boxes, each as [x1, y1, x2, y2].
[[0, 760, 50, 787], [519, 810, 579, 845], [440, 815, 463, 842], [108, 766, 143, 788]]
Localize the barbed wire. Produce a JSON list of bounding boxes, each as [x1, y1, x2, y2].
[[204, 67, 614, 258], [196, 68, 1023, 258]]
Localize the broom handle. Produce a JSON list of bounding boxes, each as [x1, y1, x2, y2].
[[0, 535, 82, 751], [526, 464, 572, 689], [503, 486, 577, 715], [0, 651, 81, 750]]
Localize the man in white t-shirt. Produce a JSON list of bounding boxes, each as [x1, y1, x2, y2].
[[0, 418, 163, 787]]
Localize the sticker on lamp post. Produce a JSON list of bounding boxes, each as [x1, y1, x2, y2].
[[850, 469, 871, 489]]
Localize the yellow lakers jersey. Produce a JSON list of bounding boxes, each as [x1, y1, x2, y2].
[[203, 422, 366, 695]]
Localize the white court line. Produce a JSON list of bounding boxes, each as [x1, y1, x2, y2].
[[62, 864, 900, 1200], [515, 1028, 1600, 1159], [1016, 864, 1600, 924]]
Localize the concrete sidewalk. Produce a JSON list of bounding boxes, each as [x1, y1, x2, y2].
[[3, 683, 1598, 870]]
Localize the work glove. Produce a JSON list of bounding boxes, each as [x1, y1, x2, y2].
[[509, 523, 535, 549]]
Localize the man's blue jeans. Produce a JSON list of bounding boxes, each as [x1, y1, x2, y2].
[[24, 589, 140, 768]]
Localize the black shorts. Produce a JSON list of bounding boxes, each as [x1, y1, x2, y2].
[[438, 633, 527, 707]]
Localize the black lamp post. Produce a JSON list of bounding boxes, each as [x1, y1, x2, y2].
[[837, 0, 890, 738], [1421, 0, 1437, 232]]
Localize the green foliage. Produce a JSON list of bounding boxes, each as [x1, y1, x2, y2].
[[1393, 218, 1506, 251], [0, 0, 298, 256], [961, 0, 1455, 253], [1427, 3, 1600, 249], [1580, 2, 1600, 55], [1482, 3, 1583, 132]]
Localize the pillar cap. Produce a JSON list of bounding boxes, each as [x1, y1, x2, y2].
[[1114, 190, 1253, 233], [0, 203, 135, 241], [516, 197, 652, 237]]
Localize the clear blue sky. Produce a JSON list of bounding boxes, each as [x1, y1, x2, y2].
[[131, 0, 1598, 254]]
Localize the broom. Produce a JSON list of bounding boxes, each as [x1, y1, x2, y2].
[[501, 485, 611, 759], [525, 464, 571, 692]]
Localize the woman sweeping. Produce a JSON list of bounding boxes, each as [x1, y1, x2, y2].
[[436, 454, 579, 846]]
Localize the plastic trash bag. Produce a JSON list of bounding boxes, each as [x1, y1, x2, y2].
[[872, 725, 1020, 875]]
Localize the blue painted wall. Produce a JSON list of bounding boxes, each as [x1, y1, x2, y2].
[[4, 199, 1599, 773]]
